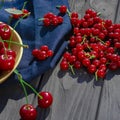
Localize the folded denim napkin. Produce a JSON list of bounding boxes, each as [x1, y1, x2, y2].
[[0, 0, 71, 83]]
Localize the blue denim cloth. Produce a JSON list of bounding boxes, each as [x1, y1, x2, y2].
[[0, 0, 71, 83]]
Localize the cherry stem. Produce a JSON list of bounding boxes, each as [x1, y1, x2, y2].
[[14, 69, 29, 104], [8, 14, 29, 49], [3, 39, 29, 48], [21, 80, 43, 99], [0, 37, 8, 59], [14, 69, 43, 100], [22, 1, 28, 10]]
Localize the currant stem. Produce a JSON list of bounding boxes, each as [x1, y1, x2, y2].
[[67, 9, 71, 17], [38, 18, 45, 21], [95, 71, 98, 81], [14, 69, 29, 104], [68, 63, 75, 75], [81, 35, 87, 44]]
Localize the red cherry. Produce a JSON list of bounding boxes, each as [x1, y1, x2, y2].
[[0, 48, 16, 58], [19, 104, 37, 120], [0, 23, 11, 40], [38, 91, 53, 108], [0, 54, 15, 70]]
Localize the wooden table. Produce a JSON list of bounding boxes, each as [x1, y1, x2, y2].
[[1, 0, 120, 120]]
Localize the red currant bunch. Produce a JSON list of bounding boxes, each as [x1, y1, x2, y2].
[[60, 8, 120, 80], [39, 12, 63, 26], [32, 45, 54, 60]]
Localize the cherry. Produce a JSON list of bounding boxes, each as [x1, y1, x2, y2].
[[19, 104, 37, 120], [0, 54, 15, 71], [0, 23, 11, 40], [0, 48, 16, 58], [38, 91, 53, 108]]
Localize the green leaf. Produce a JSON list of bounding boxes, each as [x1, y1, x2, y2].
[[5, 8, 23, 15]]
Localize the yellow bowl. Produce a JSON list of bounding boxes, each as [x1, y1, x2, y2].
[[0, 23, 23, 84]]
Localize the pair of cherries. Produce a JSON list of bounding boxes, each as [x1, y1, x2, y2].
[[20, 91, 53, 120]]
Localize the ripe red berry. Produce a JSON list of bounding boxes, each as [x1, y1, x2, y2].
[[38, 91, 53, 108], [19, 104, 37, 120], [59, 5, 67, 14]]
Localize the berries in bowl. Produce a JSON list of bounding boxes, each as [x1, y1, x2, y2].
[[0, 22, 24, 84]]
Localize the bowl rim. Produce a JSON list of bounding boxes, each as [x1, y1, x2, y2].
[[0, 25, 23, 84]]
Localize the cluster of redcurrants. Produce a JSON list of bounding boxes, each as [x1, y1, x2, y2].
[[32, 45, 54, 60], [0, 22, 16, 71], [20, 91, 53, 120], [40, 5, 68, 26], [60, 8, 120, 80]]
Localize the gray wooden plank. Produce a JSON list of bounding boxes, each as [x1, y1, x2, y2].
[[0, 76, 41, 120], [94, 0, 120, 119]]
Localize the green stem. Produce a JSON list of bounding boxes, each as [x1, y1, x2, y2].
[[81, 35, 87, 44], [95, 71, 98, 81], [14, 69, 29, 104], [38, 18, 44, 21], [14, 69, 43, 100], [97, 12, 101, 16], [68, 63, 75, 75], [3, 39, 29, 48], [0, 37, 8, 58], [22, 80, 43, 99], [22, 1, 28, 10], [95, 36, 105, 44], [8, 14, 28, 49], [67, 9, 71, 17]]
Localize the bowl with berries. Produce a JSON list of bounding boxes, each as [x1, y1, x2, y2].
[[0, 22, 23, 83]]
